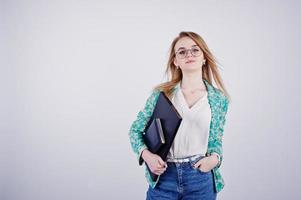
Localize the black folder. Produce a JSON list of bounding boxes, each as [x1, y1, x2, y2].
[[143, 118, 165, 153], [143, 91, 182, 182]]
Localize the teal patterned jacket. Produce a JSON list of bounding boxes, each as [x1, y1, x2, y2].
[[128, 79, 229, 193]]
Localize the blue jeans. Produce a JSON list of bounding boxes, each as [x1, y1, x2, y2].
[[146, 155, 217, 200]]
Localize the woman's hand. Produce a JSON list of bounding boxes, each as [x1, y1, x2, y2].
[[142, 149, 167, 175], [193, 155, 218, 172]]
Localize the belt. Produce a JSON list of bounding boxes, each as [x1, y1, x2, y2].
[[166, 154, 205, 163]]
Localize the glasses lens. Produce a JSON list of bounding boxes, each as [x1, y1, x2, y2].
[[176, 47, 202, 59], [177, 50, 186, 59], [191, 47, 201, 56]]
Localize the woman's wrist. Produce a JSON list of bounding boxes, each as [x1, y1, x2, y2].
[[142, 149, 151, 162], [208, 154, 219, 167]]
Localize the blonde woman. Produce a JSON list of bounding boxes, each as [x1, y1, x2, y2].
[[129, 31, 230, 200]]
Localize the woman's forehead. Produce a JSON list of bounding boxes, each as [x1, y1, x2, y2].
[[175, 37, 197, 50]]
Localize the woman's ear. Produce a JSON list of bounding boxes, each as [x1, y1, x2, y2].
[[173, 58, 178, 67]]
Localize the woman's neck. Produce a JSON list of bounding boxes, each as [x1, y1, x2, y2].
[[180, 73, 206, 91]]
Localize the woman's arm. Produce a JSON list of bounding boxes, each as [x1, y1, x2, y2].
[[207, 95, 229, 169], [128, 90, 160, 165]]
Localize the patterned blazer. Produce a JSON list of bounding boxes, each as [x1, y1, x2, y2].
[[128, 79, 229, 193]]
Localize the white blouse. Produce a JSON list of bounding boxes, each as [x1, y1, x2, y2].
[[166, 81, 212, 159]]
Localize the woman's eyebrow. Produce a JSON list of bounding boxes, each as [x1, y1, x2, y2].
[[176, 45, 198, 51]]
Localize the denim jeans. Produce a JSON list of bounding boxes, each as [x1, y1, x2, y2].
[[146, 155, 217, 200]]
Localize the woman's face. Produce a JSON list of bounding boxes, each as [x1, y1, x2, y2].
[[173, 37, 205, 72]]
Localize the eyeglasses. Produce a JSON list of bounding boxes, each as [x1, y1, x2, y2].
[[175, 47, 202, 59]]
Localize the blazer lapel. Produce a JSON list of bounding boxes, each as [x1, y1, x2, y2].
[[203, 79, 222, 143]]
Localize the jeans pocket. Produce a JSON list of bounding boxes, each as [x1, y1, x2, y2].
[[197, 167, 210, 174], [190, 156, 205, 167], [190, 157, 210, 174]]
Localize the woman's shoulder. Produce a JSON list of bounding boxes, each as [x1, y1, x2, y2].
[[210, 85, 229, 106], [150, 88, 162, 97], [144, 88, 161, 106]]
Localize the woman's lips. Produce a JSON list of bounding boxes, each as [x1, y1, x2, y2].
[[186, 60, 195, 64]]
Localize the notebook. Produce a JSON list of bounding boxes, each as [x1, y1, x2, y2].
[[143, 91, 182, 182], [143, 118, 165, 153]]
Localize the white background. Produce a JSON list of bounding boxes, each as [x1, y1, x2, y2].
[[1, 0, 301, 199]]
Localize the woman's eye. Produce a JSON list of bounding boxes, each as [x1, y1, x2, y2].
[[178, 51, 186, 55], [192, 48, 200, 52]]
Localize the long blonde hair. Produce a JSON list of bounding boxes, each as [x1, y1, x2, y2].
[[153, 31, 230, 101]]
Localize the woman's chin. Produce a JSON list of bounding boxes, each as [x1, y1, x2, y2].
[[182, 64, 202, 71]]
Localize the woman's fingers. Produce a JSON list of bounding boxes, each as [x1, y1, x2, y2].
[[157, 159, 167, 168], [158, 158, 166, 166], [148, 156, 168, 175], [154, 168, 166, 175], [193, 158, 204, 168], [155, 166, 166, 172], [154, 163, 167, 175], [157, 164, 166, 169]]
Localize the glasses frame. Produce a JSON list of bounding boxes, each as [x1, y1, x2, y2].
[[175, 47, 203, 59]]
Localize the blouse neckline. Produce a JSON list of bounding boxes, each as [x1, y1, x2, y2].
[[178, 88, 208, 112]]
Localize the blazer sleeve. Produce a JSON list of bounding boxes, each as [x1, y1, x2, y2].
[[128, 89, 160, 166], [208, 95, 229, 170]]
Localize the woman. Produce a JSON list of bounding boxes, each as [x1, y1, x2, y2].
[[128, 31, 230, 200]]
